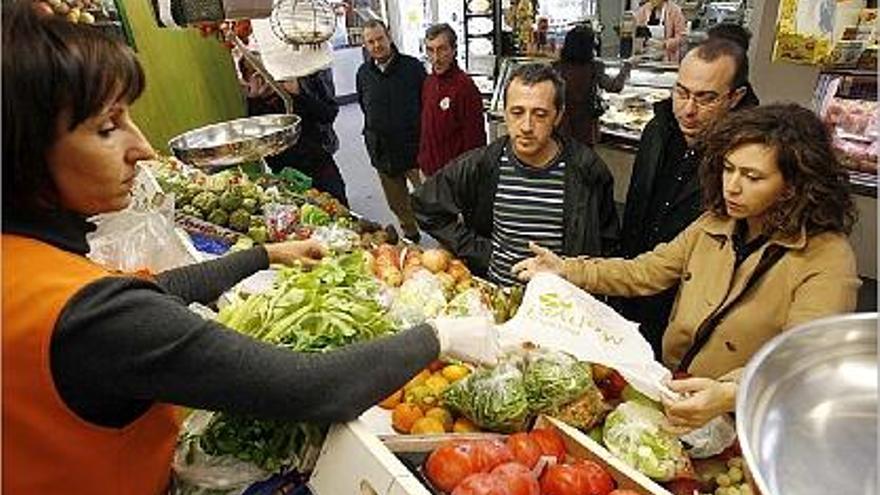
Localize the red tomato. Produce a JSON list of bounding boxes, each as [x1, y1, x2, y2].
[[425, 441, 478, 493], [608, 490, 641, 495], [451, 473, 507, 495], [540, 464, 590, 495], [491, 462, 540, 495], [470, 439, 514, 473], [529, 428, 566, 463], [506, 433, 543, 469], [571, 459, 616, 495]]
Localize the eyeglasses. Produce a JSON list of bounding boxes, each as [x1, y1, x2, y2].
[[672, 85, 731, 108]]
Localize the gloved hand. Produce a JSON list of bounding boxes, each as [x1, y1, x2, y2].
[[429, 316, 500, 366]]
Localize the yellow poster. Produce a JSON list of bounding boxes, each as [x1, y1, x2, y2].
[[773, 0, 834, 64]]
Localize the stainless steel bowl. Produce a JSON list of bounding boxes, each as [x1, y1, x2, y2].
[[736, 313, 877, 495], [168, 114, 301, 168]]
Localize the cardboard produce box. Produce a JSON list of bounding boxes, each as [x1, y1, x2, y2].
[[308, 415, 672, 495]]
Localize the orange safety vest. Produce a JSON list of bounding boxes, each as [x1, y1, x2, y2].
[[2, 234, 180, 494]]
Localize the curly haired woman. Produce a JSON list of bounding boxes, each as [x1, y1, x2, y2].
[[514, 104, 860, 432]]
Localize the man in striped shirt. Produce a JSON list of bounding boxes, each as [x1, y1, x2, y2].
[[413, 63, 619, 286]]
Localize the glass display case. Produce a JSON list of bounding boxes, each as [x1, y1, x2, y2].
[[598, 60, 678, 143], [814, 68, 878, 194]]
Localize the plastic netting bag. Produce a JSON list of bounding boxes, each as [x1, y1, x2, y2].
[[388, 270, 448, 327], [602, 401, 693, 481], [522, 350, 594, 414], [87, 166, 198, 272], [443, 361, 531, 433], [443, 287, 494, 319]]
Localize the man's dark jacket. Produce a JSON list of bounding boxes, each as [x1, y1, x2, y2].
[[616, 95, 757, 358], [412, 135, 620, 276], [356, 50, 426, 176]]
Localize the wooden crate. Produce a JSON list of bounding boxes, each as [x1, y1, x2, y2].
[[309, 415, 673, 495]]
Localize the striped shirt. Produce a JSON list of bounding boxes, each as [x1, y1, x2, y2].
[[488, 146, 566, 286]]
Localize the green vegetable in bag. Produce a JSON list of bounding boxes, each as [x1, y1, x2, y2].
[[443, 362, 530, 433], [602, 401, 692, 481], [522, 350, 593, 413]]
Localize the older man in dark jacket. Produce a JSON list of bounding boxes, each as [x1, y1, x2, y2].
[[413, 64, 619, 286], [616, 37, 758, 357], [357, 20, 426, 242]]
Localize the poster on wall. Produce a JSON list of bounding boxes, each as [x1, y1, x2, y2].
[[772, 0, 835, 64]]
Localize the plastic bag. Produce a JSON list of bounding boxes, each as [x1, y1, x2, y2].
[[443, 287, 494, 319], [552, 384, 610, 431], [522, 350, 593, 414], [172, 411, 273, 495], [263, 203, 299, 242], [679, 414, 737, 459], [602, 401, 693, 481], [310, 225, 360, 253], [500, 273, 675, 402], [443, 361, 531, 433], [87, 166, 199, 272], [388, 270, 448, 327]]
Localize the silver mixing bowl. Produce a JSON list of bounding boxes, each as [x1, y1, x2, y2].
[[168, 114, 301, 168], [736, 312, 877, 495]]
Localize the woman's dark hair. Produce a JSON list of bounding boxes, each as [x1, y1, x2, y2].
[[2, 1, 145, 212], [559, 26, 595, 64], [700, 104, 856, 236]]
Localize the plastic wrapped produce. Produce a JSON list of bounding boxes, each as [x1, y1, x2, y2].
[[443, 362, 531, 433], [522, 350, 593, 414]]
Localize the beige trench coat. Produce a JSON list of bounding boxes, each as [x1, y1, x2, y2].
[[562, 213, 860, 379]]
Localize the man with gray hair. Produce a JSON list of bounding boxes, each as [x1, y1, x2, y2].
[[417, 23, 486, 177], [413, 63, 619, 286]]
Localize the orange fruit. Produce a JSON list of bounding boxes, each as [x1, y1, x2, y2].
[[403, 369, 431, 391], [452, 417, 480, 433], [392, 403, 424, 434], [410, 416, 447, 435], [425, 407, 454, 432], [378, 389, 403, 410]]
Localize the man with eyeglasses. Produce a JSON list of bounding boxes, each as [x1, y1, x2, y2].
[[615, 37, 756, 358]]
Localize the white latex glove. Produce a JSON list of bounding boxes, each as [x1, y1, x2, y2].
[[430, 316, 500, 366]]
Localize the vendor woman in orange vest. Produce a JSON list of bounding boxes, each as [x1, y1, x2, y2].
[[1, 3, 498, 493]]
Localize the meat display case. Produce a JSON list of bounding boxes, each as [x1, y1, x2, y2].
[[814, 68, 878, 195]]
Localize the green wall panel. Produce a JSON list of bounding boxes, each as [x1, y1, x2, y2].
[[119, 0, 245, 153]]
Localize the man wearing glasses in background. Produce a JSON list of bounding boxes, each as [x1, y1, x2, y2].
[[615, 37, 755, 358]]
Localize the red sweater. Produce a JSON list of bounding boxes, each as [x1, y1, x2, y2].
[[417, 65, 486, 176]]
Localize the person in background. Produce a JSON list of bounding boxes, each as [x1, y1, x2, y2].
[[515, 104, 859, 432], [615, 37, 754, 358], [634, 0, 687, 62], [356, 19, 426, 243], [707, 22, 761, 107], [1, 4, 498, 492], [241, 61, 349, 205], [554, 25, 632, 147], [412, 63, 619, 286], [417, 23, 486, 178]]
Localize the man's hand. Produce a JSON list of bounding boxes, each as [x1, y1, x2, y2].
[[512, 242, 565, 282], [264, 239, 327, 267], [661, 377, 736, 435]]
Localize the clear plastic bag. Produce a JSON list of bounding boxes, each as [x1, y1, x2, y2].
[[310, 225, 360, 253], [443, 287, 494, 319], [679, 414, 737, 459], [443, 361, 531, 433], [602, 401, 693, 481], [388, 270, 448, 327], [172, 411, 272, 495], [522, 350, 594, 414], [87, 167, 198, 272]]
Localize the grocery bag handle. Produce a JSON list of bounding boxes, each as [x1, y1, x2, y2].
[[677, 245, 787, 373]]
